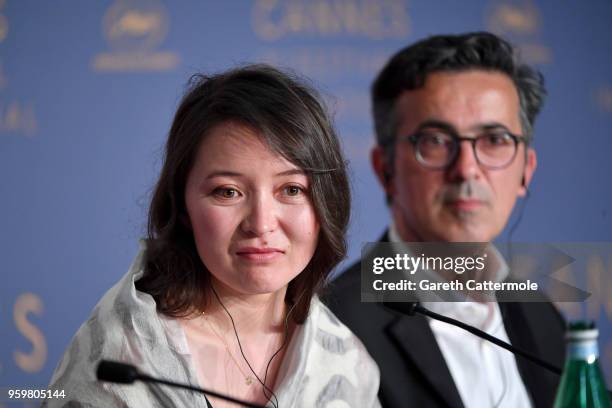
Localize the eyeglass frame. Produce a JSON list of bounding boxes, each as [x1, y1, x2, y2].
[[399, 125, 531, 170]]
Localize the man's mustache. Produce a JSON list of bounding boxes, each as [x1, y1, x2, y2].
[[440, 180, 492, 204]]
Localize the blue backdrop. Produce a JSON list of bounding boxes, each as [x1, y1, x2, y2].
[[1, 0, 612, 404]]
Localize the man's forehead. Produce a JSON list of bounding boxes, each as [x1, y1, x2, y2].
[[394, 70, 522, 133]]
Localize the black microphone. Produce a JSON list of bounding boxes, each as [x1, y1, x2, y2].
[[96, 360, 266, 408], [97, 360, 139, 383], [384, 302, 563, 375]]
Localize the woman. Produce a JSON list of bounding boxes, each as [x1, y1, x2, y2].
[[46, 65, 380, 407]]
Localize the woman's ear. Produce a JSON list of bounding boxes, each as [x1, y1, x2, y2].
[[180, 213, 192, 230]]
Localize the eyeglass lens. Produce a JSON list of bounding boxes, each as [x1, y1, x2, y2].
[[415, 130, 517, 168]]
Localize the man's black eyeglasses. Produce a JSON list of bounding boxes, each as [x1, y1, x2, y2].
[[401, 129, 530, 170]]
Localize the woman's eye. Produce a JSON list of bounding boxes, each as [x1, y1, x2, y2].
[[213, 187, 240, 199], [284, 185, 304, 196]]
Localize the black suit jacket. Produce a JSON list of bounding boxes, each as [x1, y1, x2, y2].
[[325, 233, 566, 408]]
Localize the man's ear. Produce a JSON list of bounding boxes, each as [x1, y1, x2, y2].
[[371, 145, 393, 195], [518, 147, 537, 197]]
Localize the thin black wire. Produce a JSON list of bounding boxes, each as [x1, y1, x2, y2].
[[504, 185, 530, 315], [416, 304, 562, 375], [260, 292, 303, 405], [136, 373, 265, 408], [210, 285, 284, 408], [506, 187, 530, 245], [490, 316, 508, 407], [493, 187, 528, 407]]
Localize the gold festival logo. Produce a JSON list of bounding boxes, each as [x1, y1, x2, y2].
[[0, 1, 38, 137], [251, 0, 411, 99], [0, 61, 38, 137], [484, 0, 552, 64], [0, 0, 7, 44], [252, 0, 410, 40], [0, 99, 38, 136], [13, 293, 47, 373], [92, 0, 180, 72], [0, 0, 6, 89], [595, 85, 612, 113], [0, 292, 47, 379]]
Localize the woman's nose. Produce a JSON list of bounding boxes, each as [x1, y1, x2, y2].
[[240, 194, 278, 236]]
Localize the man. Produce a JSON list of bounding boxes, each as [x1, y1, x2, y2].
[[326, 32, 565, 407]]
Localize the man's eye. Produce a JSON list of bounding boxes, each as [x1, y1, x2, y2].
[[421, 133, 451, 146], [484, 132, 512, 145]]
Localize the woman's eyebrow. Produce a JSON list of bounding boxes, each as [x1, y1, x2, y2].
[[205, 169, 305, 179], [275, 169, 306, 177], [206, 170, 243, 179]]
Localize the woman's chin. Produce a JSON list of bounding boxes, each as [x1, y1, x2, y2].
[[219, 275, 290, 297]]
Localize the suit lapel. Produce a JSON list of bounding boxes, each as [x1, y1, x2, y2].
[[387, 313, 464, 408], [499, 302, 553, 408], [381, 230, 463, 407]]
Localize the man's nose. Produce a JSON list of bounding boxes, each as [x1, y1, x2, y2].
[[446, 139, 480, 181], [240, 194, 278, 236]]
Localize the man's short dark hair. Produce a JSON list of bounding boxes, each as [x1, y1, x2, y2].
[[372, 31, 546, 164]]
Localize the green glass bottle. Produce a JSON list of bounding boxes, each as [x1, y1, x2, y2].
[[554, 321, 610, 408]]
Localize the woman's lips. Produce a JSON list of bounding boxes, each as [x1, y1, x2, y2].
[[235, 247, 284, 262]]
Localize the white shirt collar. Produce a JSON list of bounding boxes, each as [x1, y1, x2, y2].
[[387, 222, 509, 328]]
